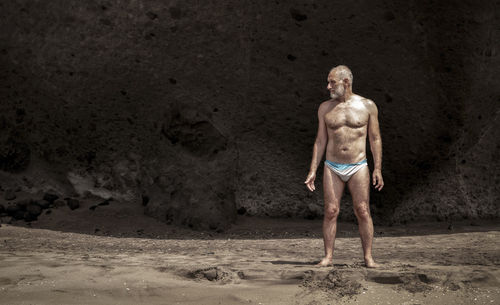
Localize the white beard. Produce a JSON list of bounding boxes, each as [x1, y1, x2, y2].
[[330, 84, 345, 99]]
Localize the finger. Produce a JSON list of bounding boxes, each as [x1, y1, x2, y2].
[[376, 181, 383, 191], [372, 175, 376, 185]]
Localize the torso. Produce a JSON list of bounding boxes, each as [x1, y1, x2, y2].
[[323, 95, 370, 164]]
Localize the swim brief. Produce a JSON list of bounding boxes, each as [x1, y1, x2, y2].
[[324, 159, 368, 182]]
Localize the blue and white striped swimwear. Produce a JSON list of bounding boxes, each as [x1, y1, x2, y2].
[[324, 159, 368, 182]]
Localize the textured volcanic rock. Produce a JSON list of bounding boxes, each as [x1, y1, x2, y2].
[[145, 107, 236, 230], [14, 199, 30, 211], [3, 189, 16, 201], [5, 204, 19, 216], [26, 202, 42, 215], [42, 192, 59, 203], [53, 199, 66, 208], [0, 122, 31, 173], [66, 198, 80, 210], [36, 199, 51, 209], [145, 106, 237, 230], [0, 0, 497, 227]]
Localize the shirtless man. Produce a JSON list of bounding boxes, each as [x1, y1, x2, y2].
[[304, 65, 383, 268]]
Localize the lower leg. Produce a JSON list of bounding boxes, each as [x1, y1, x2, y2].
[[348, 167, 378, 268], [318, 214, 338, 266], [319, 166, 344, 267], [357, 211, 378, 268]]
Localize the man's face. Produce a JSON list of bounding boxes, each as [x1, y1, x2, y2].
[[327, 73, 346, 99]]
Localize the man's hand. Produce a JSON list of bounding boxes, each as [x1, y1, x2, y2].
[[372, 169, 384, 191], [305, 171, 316, 192]]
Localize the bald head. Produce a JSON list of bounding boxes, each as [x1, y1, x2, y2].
[[327, 65, 353, 99], [329, 65, 353, 86]]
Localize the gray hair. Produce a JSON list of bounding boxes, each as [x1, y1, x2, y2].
[[330, 65, 353, 85]]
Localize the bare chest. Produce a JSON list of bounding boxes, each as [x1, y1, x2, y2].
[[324, 107, 369, 129]]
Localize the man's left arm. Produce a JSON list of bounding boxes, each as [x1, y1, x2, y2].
[[367, 100, 384, 191]]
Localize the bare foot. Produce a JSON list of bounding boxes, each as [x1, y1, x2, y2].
[[316, 257, 333, 267], [364, 258, 379, 268]]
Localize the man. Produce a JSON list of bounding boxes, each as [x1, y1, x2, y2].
[[304, 65, 383, 268]]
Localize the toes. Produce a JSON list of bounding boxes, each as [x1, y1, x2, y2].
[[365, 262, 380, 268], [315, 259, 333, 267]]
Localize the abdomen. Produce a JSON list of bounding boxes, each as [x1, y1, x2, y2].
[[326, 126, 367, 163]]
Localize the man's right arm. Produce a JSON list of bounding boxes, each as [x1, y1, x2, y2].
[[305, 102, 329, 191]]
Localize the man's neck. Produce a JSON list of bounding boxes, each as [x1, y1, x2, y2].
[[336, 90, 353, 103]]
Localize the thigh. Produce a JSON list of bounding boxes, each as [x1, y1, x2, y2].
[[323, 164, 345, 207], [347, 165, 370, 205]]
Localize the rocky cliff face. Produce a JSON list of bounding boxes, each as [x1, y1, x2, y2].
[[0, 0, 498, 228]]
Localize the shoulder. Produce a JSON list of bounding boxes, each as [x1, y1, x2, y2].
[[318, 99, 335, 114], [357, 96, 378, 114]]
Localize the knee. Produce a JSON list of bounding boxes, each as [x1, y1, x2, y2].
[[324, 204, 340, 220], [354, 203, 371, 221]]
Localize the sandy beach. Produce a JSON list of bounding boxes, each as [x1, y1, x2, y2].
[[1, 199, 499, 305]]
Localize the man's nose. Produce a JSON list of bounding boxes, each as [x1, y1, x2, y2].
[[327, 83, 331, 90]]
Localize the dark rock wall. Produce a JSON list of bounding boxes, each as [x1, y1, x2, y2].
[[0, 0, 498, 226]]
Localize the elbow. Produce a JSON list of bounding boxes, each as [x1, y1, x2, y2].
[[315, 137, 326, 147], [369, 138, 382, 150], [369, 134, 381, 144]]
